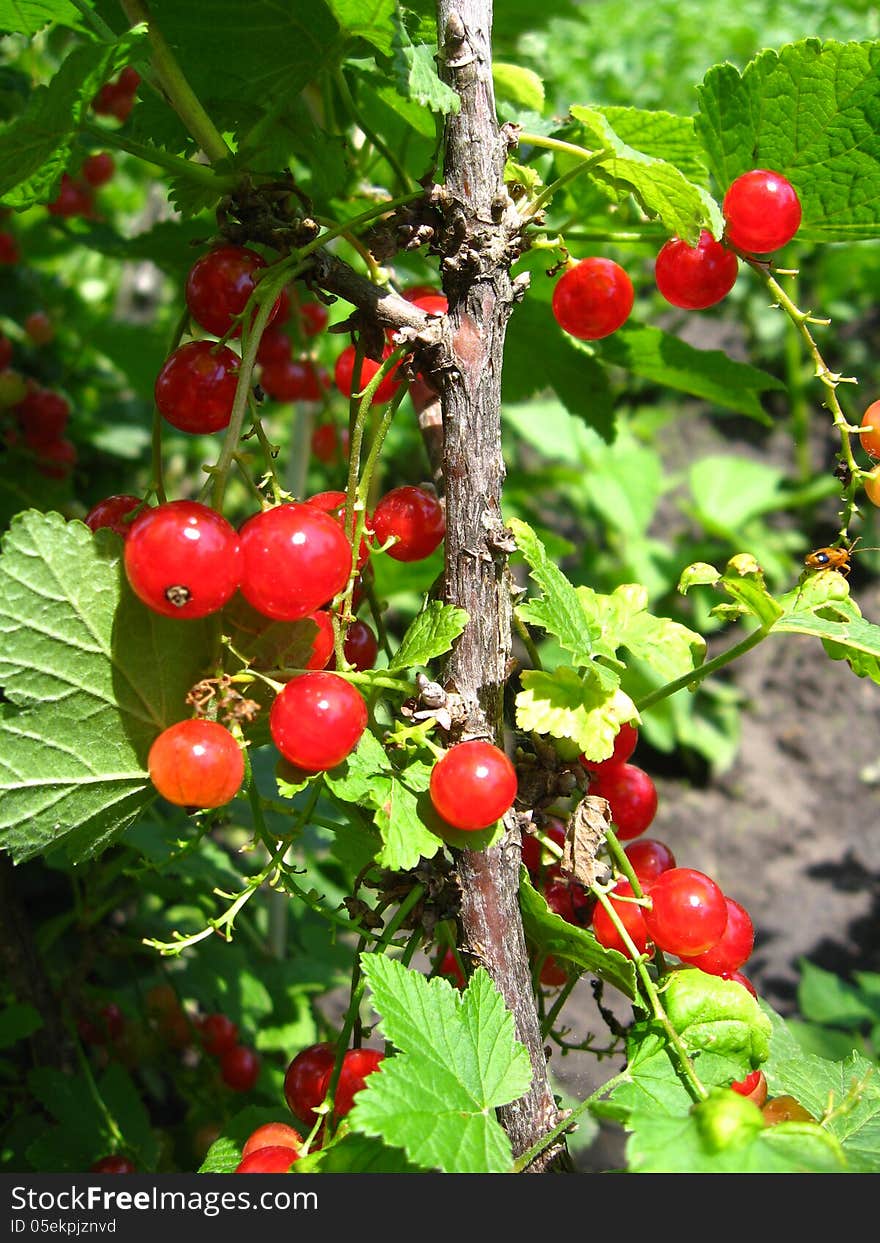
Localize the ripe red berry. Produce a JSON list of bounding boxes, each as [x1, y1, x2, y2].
[[305, 490, 371, 570], [47, 173, 93, 218], [241, 1123, 303, 1160], [341, 619, 378, 671], [643, 867, 728, 957], [623, 837, 676, 886], [94, 81, 136, 122], [730, 1069, 768, 1108], [551, 257, 634, 341], [722, 169, 802, 254], [538, 954, 569, 987], [82, 152, 115, 187], [15, 387, 70, 442], [283, 1042, 335, 1127], [117, 67, 141, 94], [654, 230, 739, 310], [297, 300, 329, 337], [679, 896, 754, 975], [83, 495, 140, 539], [724, 970, 758, 998], [269, 672, 368, 772], [260, 357, 326, 402], [334, 344, 402, 405], [334, 1048, 384, 1117], [239, 502, 352, 621], [90, 1155, 135, 1174], [256, 324, 292, 367], [154, 340, 240, 434], [148, 719, 244, 809], [437, 947, 465, 988], [407, 292, 448, 316], [305, 610, 335, 670], [581, 721, 639, 772], [0, 230, 20, 264], [198, 1012, 239, 1057], [429, 739, 518, 832], [124, 501, 241, 619], [371, 485, 445, 562], [34, 437, 76, 479], [220, 1045, 260, 1092], [235, 1146, 299, 1174], [311, 422, 350, 464], [859, 400, 880, 460], [24, 311, 54, 345], [185, 246, 279, 339], [521, 816, 566, 875], [543, 865, 591, 926], [588, 762, 657, 841], [591, 880, 650, 958]]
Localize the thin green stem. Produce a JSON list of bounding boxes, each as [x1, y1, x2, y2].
[[70, 0, 118, 40], [522, 151, 607, 220], [246, 396, 284, 504], [635, 624, 769, 713], [518, 132, 601, 163], [541, 976, 578, 1040], [513, 612, 544, 670], [81, 121, 234, 191], [119, 0, 232, 164]]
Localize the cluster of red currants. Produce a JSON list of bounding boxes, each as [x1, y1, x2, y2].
[[47, 153, 116, 220], [551, 169, 802, 341], [91, 65, 141, 124]]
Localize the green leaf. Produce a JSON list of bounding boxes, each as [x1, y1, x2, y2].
[[797, 960, 880, 1029], [493, 63, 545, 112], [696, 39, 880, 242], [0, 513, 214, 862], [598, 106, 711, 187], [509, 517, 598, 666], [0, 0, 86, 34], [516, 666, 635, 756], [388, 601, 469, 671], [577, 581, 706, 682], [324, 728, 392, 804], [373, 772, 441, 872], [0, 31, 146, 208], [351, 957, 532, 1173], [295, 1131, 423, 1173], [776, 583, 880, 682], [688, 455, 791, 531], [663, 967, 773, 1064], [0, 1002, 42, 1049], [519, 870, 638, 999], [327, 0, 396, 54], [392, 22, 460, 115], [596, 324, 783, 422]]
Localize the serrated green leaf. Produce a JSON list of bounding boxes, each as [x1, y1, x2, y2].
[[373, 772, 441, 871], [598, 106, 711, 187], [696, 39, 880, 243], [327, 0, 396, 54], [569, 106, 712, 244], [388, 600, 468, 671], [392, 23, 460, 115], [323, 728, 392, 804], [0, 512, 215, 862], [0, 0, 85, 34], [577, 581, 706, 682], [596, 324, 783, 421], [777, 590, 880, 683], [516, 666, 634, 756], [663, 967, 773, 1064], [294, 1131, 423, 1173], [797, 959, 880, 1028], [0, 1002, 42, 1049], [493, 62, 545, 112], [509, 517, 598, 666], [0, 30, 145, 208], [352, 958, 532, 1173], [199, 1137, 241, 1174]]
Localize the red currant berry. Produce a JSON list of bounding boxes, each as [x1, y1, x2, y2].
[[654, 230, 739, 310], [90, 1156, 135, 1174], [724, 970, 758, 998], [371, 485, 445, 562], [117, 67, 141, 94], [429, 739, 517, 832], [305, 610, 335, 670], [47, 173, 93, 218], [762, 1095, 816, 1126], [436, 947, 465, 988], [220, 1045, 260, 1092], [403, 284, 442, 302], [543, 865, 591, 926], [235, 1146, 299, 1173], [154, 340, 240, 434], [256, 324, 292, 367], [260, 357, 327, 403], [198, 1012, 239, 1057], [82, 152, 115, 187], [185, 246, 279, 339], [643, 867, 728, 957], [239, 502, 352, 621], [334, 344, 402, 405], [148, 719, 244, 809], [588, 762, 657, 841], [730, 1069, 768, 1108], [311, 422, 350, 464], [297, 300, 329, 337], [592, 880, 650, 958], [35, 437, 76, 479], [722, 169, 802, 254], [341, 619, 378, 671], [269, 672, 368, 772], [679, 896, 754, 975], [78, 1002, 125, 1045], [15, 388, 70, 442], [0, 230, 20, 264], [124, 501, 241, 619], [304, 490, 370, 571], [284, 1043, 335, 1127], [241, 1123, 303, 1160], [623, 837, 676, 886], [865, 466, 880, 508], [335, 1048, 384, 1118], [521, 816, 566, 875], [24, 311, 54, 345], [551, 257, 634, 341], [538, 954, 569, 987], [0, 336, 12, 369], [84, 496, 142, 538], [408, 292, 448, 316], [581, 721, 639, 772], [859, 400, 880, 460]]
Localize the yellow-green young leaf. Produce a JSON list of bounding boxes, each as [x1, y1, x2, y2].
[[576, 582, 706, 683], [569, 105, 712, 244], [0, 512, 214, 862], [515, 666, 635, 756], [598, 105, 712, 188], [493, 62, 545, 112], [0, 0, 86, 34], [509, 517, 598, 666], [775, 589, 880, 687], [679, 562, 722, 593], [388, 601, 469, 671], [351, 958, 532, 1173], [696, 39, 880, 243]]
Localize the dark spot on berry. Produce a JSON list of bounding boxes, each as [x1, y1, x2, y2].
[[165, 584, 192, 608]]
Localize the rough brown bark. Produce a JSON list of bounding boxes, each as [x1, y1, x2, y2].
[[435, 0, 564, 1167]]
